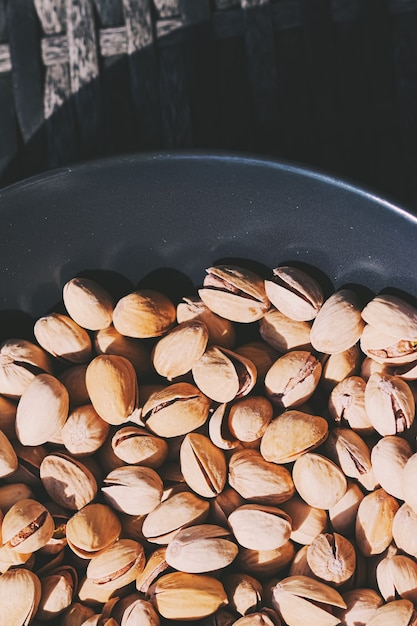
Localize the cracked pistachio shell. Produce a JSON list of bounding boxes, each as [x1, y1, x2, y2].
[[264, 266, 323, 321], [228, 504, 292, 550], [402, 453, 417, 514], [0, 338, 52, 398], [310, 289, 365, 354], [392, 503, 417, 560], [136, 547, 169, 594], [63, 277, 114, 331], [271, 575, 347, 626], [376, 554, 417, 603], [324, 427, 377, 491], [142, 490, 210, 544], [199, 265, 270, 323], [237, 541, 295, 578], [94, 326, 151, 377], [86, 539, 145, 591], [0, 568, 41, 626], [280, 495, 328, 545], [355, 488, 399, 556], [0, 429, 17, 477], [86, 354, 139, 426], [180, 433, 227, 498], [2, 498, 54, 553], [227, 395, 273, 443], [62, 404, 110, 457], [365, 373, 415, 435], [120, 598, 160, 626], [328, 481, 364, 537], [165, 524, 238, 573], [306, 532, 356, 586], [371, 436, 413, 500], [208, 403, 240, 451], [142, 382, 211, 438], [15, 373, 69, 446], [260, 410, 328, 464], [192, 346, 257, 403], [0, 543, 32, 574], [229, 449, 295, 506], [259, 308, 312, 353], [233, 609, 280, 626], [264, 351, 322, 408], [223, 572, 263, 616], [361, 324, 417, 366], [34, 312, 92, 363], [149, 572, 227, 621], [292, 452, 347, 510], [102, 465, 163, 515], [40, 452, 98, 511], [112, 289, 176, 338], [367, 599, 417, 626], [37, 565, 77, 621], [288, 545, 315, 578], [362, 294, 417, 339], [152, 320, 209, 380], [66, 503, 121, 559], [333, 588, 383, 626], [61, 602, 95, 626], [177, 295, 236, 349], [111, 426, 168, 468], [328, 376, 373, 434]]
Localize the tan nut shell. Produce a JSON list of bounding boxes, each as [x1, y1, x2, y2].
[[264, 351, 322, 408], [40, 452, 98, 511], [37, 565, 77, 620], [0, 338, 52, 398], [62, 403, 110, 457], [264, 265, 323, 321], [94, 326, 151, 377], [0, 568, 41, 626], [227, 395, 273, 443], [113, 289, 176, 338], [280, 495, 328, 545], [367, 599, 417, 626], [228, 504, 292, 550], [402, 453, 417, 514], [376, 554, 417, 603], [34, 312, 92, 363], [355, 488, 400, 556], [165, 524, 238, 573], [86, 539, 145, 590], [292, 452, 347, 509], [310, 289, 365, 354], [66, 503, 121, 558], [361, 293, 417, 339], [306, 532, 356, 586], [142, 491, 210, 544], [365, 373, 415, 436], [0, 429, 18, 477], [180, 433, 227, 498], [260, 410, 328, 464], [63, 277, 114, 330], [333, 588, 383, 626], [2, 498, 54, 553], [360, 324, 417, 366], [177, 296, 236, 349], [371, 435, 413, 500], [259, 308, 312, 353], [111, 426, 168, 468], [15, 373, 69, 446], [102, 465, 163, 515], [86, 354, 139, 425], [237, 541, 295, 578], [152, 319, 209, 380]]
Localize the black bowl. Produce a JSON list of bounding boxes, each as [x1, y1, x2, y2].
[[1, 151, 417, 321]]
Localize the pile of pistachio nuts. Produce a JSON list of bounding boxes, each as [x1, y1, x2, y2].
[[1, 263, 417, 625]]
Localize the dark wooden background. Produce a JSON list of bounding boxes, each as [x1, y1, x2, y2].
[[1, 0, 417, 211]]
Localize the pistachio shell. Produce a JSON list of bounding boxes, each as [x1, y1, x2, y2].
[[361, 294, 417, 339], [371, 436, 412, 500], [165, 524, 238, 573], [228, 504, 292, 550], [329, 481, 364, 537], [94, 326, 151, 377], [152, 320, 209, 380], [0, 429, 18, 477], [136, 547, 169, 594], [222, 572, 263, 617], [333, 588, 383, 626], [120, 598, 161, 626], [227, 395, 273, 443], [292, 452, 347, 509], [264, 266, 323, 321], [307, 532, 356, 586], [280, 495, 328, 545], [66, 503, 121, 559], [63, 277, 114, 330], [360, 324, 417, 365], [40, 452, 98, 511], [355, 488, 399, 556], [34, 312, 92, 363], [180, 433, 227, 498], [37, 565, 77, 620], [237, 541, 295, 578], [365, 373, 415, 435], [62, 404, 110, 457], [264, 351, 322, 408], [86, 539, 145, 590], [367, 599, 417, 626], [320, 344, 362, 392], [310, 289, 365, 354], [259, 308, 312, 352], [0, 338, 52, 398], [113, 289, 176, 338], [176, 296, 236, 349], [0, 568, 41, 626], [392, 503, 417, 559], [102, 465, 163, 515], [328, 375, 373, 434], [2, 498, 54, 553], [402, 453, 417, 514], [376, 554, 417, 603], [142, 491, 210, 544]]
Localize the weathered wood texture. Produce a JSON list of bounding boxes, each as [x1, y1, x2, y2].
[[1, 0, 417, 208]]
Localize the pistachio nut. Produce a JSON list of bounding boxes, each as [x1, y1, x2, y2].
[[58, 363, 90, 408], [176, 295, 236, 348], [237, 541, 295, 578], [34, 312, 92, 363], [260, 409, 328, 465], [0, 338, 52, 398], [328, 375, 373, 434], [0, 394, 17, 439], [320, 344, 362, 391], [210, 487, 245, 527], [292, 452, 347, 509], [0, 482, 34, 514], [86, 539, 145, 591], [280, 494, 328, 545], [228, 504, 292, 550], [141, 490, 210, 544], [199, 264, 270, 323], [264, 350, 322, 408], [310, 289, 365, 354], [0, 542, 32, 573], [361, 293, 417, 339], [85, 354, 139, 426], [8, 441, 46, 491], [62, 404, 110, 457], [63, 276, 114, 331], [333, 588, 383, 626], [306, 532, 356, 586], [65, 503, 121, 559], [288, 544, 316, 578], [328, 481, 364, 537], [402, 453, 417, 514], [165, 524, 238, 573], [324, 427, 377, 491], [234, 340, 279, 380], [376, 554, 417, 603], [192, 345, 257, 403], [0, 429, 18, 478], [180, 433, 227, 498], [111, 426, 168, 468], [271, 575, 347, 626], [222, 572, 263, 616], [367, 599, 417, 626], [2, 498, 54, 553], [40, 452, 98, 511], [149, 571, 227, 621], [94, 326, 151, 377], [141, 382, 211, 437], [136, 546, 169, 593], [259, 308, 312, 353], [112, 289, 176, 338], [120, 598, 161, 626], [360, 355, 389, 380], [228, 449, 295, 505], [233, 609, 281, 626], [102, 465, 163, 515], [370, 435, 413, 500], [355, 488, 400, 556], [0, 568, 41, 626], [208, 403, 241, 451], [227, 395, 273, 443], [392, 503, 417, 560], [361, 323, 417, 365], [152, 319, 209, 380], [37, 565, 77, 621], [15, 373, 69, 446], [264, 265, 323, 321], [61, 602, 95, 626], [364, 372, 415, 435]]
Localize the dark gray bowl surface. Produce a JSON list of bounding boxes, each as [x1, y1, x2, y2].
[[1, 152, 416, 317]]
